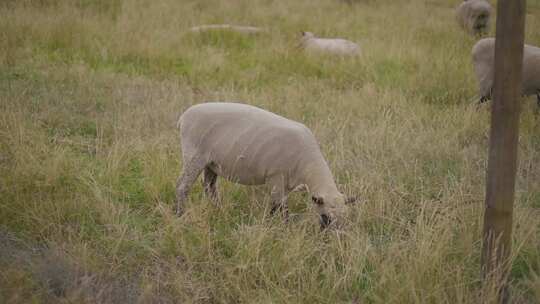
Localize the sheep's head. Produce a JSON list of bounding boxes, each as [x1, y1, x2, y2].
[[300, 31, 315, 40], [296, 31, 315, 50], [467, 1, 491, 35], [312, 193, 357, 229]]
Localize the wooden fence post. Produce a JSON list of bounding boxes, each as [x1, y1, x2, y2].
[[481, 0, 526, 303]]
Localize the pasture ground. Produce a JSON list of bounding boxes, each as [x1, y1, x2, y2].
[[1, 0, 540, 303]]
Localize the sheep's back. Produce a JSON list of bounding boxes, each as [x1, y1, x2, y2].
[[305, 38, 359, 55], [472, 38, 540, 97], [179, 102, 320, 185]]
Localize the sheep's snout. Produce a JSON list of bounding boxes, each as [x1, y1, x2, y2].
[[320, 213, 333, 230], [474, 22, 486, 32], [318, 206, 348, 230], [319, 211, 347, 230]]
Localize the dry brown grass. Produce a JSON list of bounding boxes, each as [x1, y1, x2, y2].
[[1, 0, 539, 303]]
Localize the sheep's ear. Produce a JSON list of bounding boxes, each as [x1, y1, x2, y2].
[[301, 31, 306, 36], [345, 196, 358, 205], [312, 196, 324, 205]]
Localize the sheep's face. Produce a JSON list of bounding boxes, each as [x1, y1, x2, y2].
[[472, 12, 489, 34], [312, 193, 355, 229], [301, 31, 315, 40], [297, 31, 315, 49]]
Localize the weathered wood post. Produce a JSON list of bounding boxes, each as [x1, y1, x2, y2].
[[481, 0, 526, 303]]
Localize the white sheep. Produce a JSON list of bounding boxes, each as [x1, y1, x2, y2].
[[456, 0, 492, 36], [175, 102, 355, 228], [189, 24, 264, 35], [472, 38, 540, 106], [299, 31, 360, 56]]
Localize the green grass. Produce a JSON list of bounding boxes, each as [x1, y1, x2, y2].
[[1, 0, 540, 303]]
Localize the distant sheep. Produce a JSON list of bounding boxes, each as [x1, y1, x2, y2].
[[189, 24, 264, 35], [472, 38, 540, 106], [456, 0, 492, 36], [175, 102, 356, 229], [299, 31, 360, 56]]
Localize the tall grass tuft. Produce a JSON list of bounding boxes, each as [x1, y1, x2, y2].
[[1, 0, 539, 303]]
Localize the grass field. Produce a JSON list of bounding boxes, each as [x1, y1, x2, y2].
[[1, 0, 540, 303]]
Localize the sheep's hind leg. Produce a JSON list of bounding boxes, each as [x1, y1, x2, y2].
[[202, 166, 219, 203], [175, 156, 205, 216], [536, 90, 540, 108], [479, 95, 490, 104], [268, 175, 289, 221], [270, 200, 288, 219], [479, 88, 493, 104]]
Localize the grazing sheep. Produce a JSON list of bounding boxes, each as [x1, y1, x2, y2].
[[299, 31, 360, 56], [456, 0, 492, 36], [472, 38, 540, 106], [175, 102, 355, 229], [189, 24, 264, 35]]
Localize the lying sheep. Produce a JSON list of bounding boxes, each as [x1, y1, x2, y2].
[[299, 31, 360, 56], [189, 24, 264, 35], [456, 0, 492, 36], [472, 38, 540, 106], [175, 102, 356, 229]]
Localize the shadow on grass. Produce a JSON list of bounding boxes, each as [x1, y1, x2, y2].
[[0, 229, 176, 303]]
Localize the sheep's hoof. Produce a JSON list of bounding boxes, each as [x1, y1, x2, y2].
[[269, 205, 289, 222], [270, 204, 280, 216], [479, 96, 489, 104], [174, 205, 184, 217]]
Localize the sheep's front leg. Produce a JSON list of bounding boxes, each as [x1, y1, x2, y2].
[[268, 175, 289, 221], [536, 90, 540, 108], [175, 157, 205, 216], [202, 166, 219, 203]]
